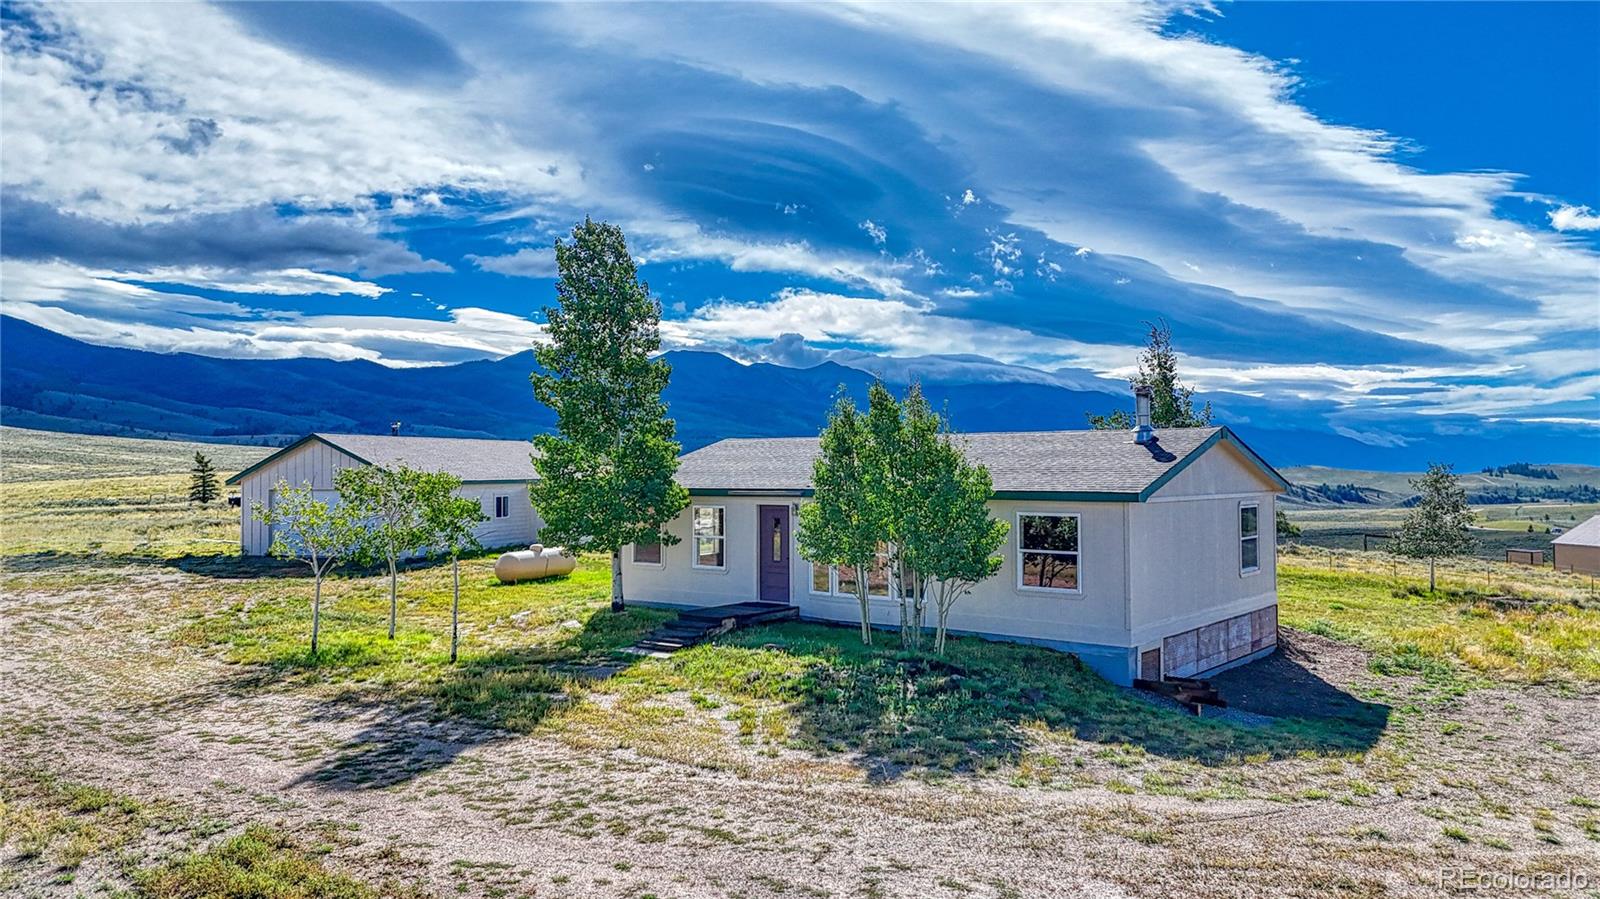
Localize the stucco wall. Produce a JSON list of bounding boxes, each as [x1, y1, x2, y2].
[[458, 483, 545, 551], [621, 498, 774, 607], [237, 440, 542, 555]]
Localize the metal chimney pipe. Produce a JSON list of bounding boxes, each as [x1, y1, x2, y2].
[[1133, 385, 1154, 445]]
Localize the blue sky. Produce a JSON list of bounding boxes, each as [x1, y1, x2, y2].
[[1, 1, 1596, 445]]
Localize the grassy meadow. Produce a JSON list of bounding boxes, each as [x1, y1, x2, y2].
[[0, 427, 270, 558], [0, 426, 270, 482], [1284, 501, 1600, 560], [1278, 546, 1600, 683]]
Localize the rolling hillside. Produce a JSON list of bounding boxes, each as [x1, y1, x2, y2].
[[1282, 463, 1600, 508]]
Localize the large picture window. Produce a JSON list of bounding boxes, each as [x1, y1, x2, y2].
[[692, 506, 726, 569], [1018, 513, 1080, 592], [1239, 503, 1260, 574]]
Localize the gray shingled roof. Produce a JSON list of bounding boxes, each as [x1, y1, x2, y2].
[[315, 434, 538, 482], [675, 426, 1249, 497], [1553, 514, 1600, 547]]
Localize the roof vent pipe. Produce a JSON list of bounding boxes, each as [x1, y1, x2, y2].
[[390, 421, 402, 437], [1133, 385, 1154, 445]]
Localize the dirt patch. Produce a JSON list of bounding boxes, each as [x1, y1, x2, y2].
[[1210, 628, 1387, 721]]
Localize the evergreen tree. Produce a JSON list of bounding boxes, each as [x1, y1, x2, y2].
[[1276, 509, 1301, 540], [1391, 462, 1474, 592], [529, 219, 689, 612], [188, 452, 220, 505], [1089, 319, 1212, 429]]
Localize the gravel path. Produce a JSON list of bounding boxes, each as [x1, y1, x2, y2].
[[3, 568, 1596, 898]]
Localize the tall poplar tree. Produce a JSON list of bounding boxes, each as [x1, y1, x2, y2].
[[529, 219, 688, 612], [896, 389, 1007, 654], [796, 394, 886, 645]]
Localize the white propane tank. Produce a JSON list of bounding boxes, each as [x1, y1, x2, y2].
[[494, 544, 577, 583]]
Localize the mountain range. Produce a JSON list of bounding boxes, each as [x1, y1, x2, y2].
[[1, 316, 1589, 471]]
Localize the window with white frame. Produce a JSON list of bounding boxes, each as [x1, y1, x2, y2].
[[692, 506, 725, 569], [808, 544, 902, 598], [493, 495, 510, 519], [1018, 513, 1080, 592], [633, 537, 662, 565], [1239, 503, 1260, 574]]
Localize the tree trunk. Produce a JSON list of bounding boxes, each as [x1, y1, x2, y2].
[[1428, 558, 1436, 593], [856, 579, 872, 645], [450, 557, 461, 664], [387, 557, 398, 640], [935, 595, 950, 655], [901, 576, 914, 650], [611, 550, 625, 613], [310, 571, 322, 656]]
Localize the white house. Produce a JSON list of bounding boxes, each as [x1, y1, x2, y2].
[[624, 422, 1288, 686], [227, 433, 543, 555]]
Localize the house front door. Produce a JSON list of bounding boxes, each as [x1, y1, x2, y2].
[[757, 504, 791, 604]]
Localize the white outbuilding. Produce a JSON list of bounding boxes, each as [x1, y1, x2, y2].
[[624, 423, 1289, 686], [227, 433, 543, 556]]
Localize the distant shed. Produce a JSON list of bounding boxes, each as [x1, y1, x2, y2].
[[1552, 515, 1600, 574], [1505, 548, 1545, 566], [225, 433, 542, 556]]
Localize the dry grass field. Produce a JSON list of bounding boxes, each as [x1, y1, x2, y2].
[[3, 429, 1597, 898]]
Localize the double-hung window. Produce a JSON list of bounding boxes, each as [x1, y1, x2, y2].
[[692, 506, 726, 569], [1239, 503, 1260, 575], [493, 495, 511, 519], [1018, 513, 1080, 592]]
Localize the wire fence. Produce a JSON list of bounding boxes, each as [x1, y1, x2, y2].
[[1279, 542, 1598, 605]]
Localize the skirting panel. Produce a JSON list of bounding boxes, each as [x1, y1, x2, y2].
[[1163, 604, 1276, 678]]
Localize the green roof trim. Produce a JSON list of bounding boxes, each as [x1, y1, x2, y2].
[[223, 434, 367, 486], [1135, 426, 1290, 500]]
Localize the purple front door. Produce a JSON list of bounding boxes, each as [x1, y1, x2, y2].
[[757, 504, 792, 604]]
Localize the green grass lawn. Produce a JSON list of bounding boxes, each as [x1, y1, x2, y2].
[[178, 553, 1387, 776]]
